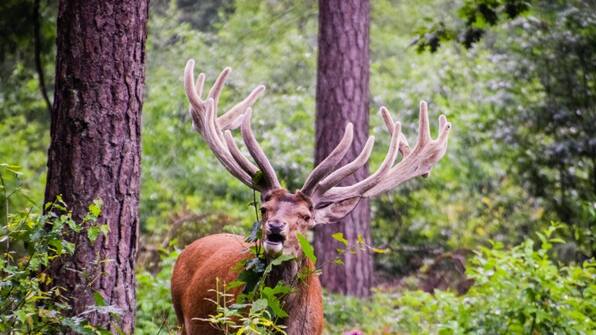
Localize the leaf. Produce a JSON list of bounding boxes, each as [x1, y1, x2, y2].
[[87, 226, 101, 243], [245, 257, 266, 273], [227, 280, 245, 290], [296, 232, 316, 264], [262, 283, 291, 318], [331, 232, 348, 246], [263, 294, 287, 318], [62, 241, 75, 254], [99, 223, 110, 236], [93, 291, 106, 306], [88, 224, 110, 242], [270, 254, 294, 266], [371, 247, 389, 254], [262, 282, 292, 296], [250, 298, 268, 313], [88, 199, 102, 218]]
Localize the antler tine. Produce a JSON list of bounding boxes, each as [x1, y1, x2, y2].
[[208, 67, 231, 106], [381, 106, 410, 157], [218, 85, 266, 130], [417, 101, 432, 146], [318, 107, 402, 202], [363, 101, 451, 197], [199, 98, 254, 187], [301, 123, 354, 196], [315, 102, 451, 203], [223, 130, 259, 176], [184, 59, 276, 192], [312, 136, 375, 200], [241, 108, 280, 189]]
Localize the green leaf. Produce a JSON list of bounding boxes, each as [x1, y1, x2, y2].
[[264, 294, 287, 318], [93, 291, 106, 306], [263, 283, 292, 296], [296, 232, 316, 264], [331, 232, 348, 246], [88, 199, 102, 218], [87, 226, 101, 242], [270, 254, 294, 266], [250, 298, 268, 313], [262, 283, 291, 318], [371, 247, 389, 254], [99, 223, 110, 236], [227, 279, 245, 290]]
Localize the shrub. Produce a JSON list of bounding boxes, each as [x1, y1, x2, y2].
[[136, 248, 180, 335], [0, 164, 108, 334], [325, 225, 595, 335]]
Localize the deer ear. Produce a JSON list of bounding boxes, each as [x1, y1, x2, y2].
[[313, 197, 361, 225]]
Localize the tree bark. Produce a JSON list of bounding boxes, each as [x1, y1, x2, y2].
[[313, 0, 372, 297], [44, 0, 148, 332]]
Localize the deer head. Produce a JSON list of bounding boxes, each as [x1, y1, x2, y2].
[[183, 59, 451, 259]]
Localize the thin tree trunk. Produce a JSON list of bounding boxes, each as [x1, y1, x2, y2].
[[313, 0, 372, 297], [45, 0, 148, 332]]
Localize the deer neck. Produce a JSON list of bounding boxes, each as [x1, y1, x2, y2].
[[265, 257, 302, 288], [265, 257, 320, 333]]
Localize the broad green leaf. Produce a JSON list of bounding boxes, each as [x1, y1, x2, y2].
[[296, 232, 316, 264], [270, 254, 294, 266], [93, 291, 106, 306]]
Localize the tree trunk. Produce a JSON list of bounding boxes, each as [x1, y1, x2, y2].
[[313, 0, 372, 297], [44, 0, 148, 332]]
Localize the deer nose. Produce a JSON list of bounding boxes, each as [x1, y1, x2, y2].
[[267, 220, 286, 233]]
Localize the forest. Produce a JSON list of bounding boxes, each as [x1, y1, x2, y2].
[[0, 0, 594, 334]]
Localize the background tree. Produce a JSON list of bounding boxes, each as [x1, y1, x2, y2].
[[314, 0, 372, 297], [44, 0, 148, 332]]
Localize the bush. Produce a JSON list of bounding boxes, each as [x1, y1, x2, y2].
[[325, 225, 595, 334], [136, 248, 180, 335], [0, 164, 108, 334]]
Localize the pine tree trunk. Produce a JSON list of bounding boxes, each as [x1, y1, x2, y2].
[[313, 0, 372, 297], [44, 0, 148, 332]]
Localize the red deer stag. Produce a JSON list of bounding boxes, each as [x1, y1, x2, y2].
[[171, 60, 451, 334]]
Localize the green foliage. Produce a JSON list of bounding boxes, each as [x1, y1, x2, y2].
[[0, 166, 108, 334], [296, 232, 316, 264], [200, 249, 296, 334], [136, 249, 180, 335], [325, 225, 595, 334], [411, 0, 532, 52], [198, 278, 287, 335]]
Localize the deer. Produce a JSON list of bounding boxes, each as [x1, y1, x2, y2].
[[171, 59, 451, 335]]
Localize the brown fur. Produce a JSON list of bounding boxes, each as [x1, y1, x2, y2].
[[171, 191, 324, 335]]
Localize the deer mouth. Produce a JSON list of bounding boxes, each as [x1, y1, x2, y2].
[[265, 232, 286, 245]]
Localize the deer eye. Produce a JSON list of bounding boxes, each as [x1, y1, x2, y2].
[[301, 214, 311, 221], [260, 207, 267, 215]]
